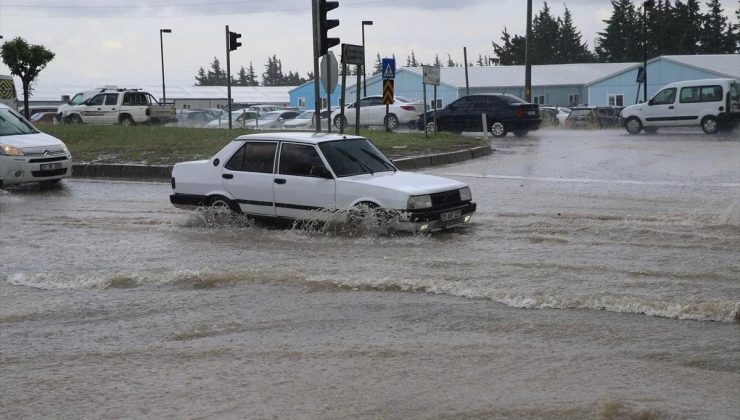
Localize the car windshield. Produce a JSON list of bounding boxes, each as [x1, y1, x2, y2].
[[319, 138, 396, 177], [0, 109, 40, 136]]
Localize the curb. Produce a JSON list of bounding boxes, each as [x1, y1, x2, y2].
[[71, 145, 492, 181]]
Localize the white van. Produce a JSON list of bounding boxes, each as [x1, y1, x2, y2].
[[621, 78, 739, 134], [0, 103, 72, 188]]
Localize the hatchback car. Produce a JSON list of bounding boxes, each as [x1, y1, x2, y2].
[[0, 103, 72, 188], [417, 93, 541, 137], [170, 132, 476, 232], [332, 96, 423, 130]]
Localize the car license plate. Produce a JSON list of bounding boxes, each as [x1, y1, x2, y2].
[[527, 110, 537, 116], [440, 209, 462, 222], [40, 162, 62, 171]]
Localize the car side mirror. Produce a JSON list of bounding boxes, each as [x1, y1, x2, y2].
[[310, 166, 332, 179], [647, 99, 654, 105]]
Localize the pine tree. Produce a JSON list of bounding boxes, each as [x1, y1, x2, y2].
[[194, 67, 208, 86], [409, 50, 418, 67], [373, 53, 382, 75], [433, 54, 442, 67], [670, 0, 702, 54], [531, 2, 560, 64], [494, 27, 526, 65], [207, 57, 227, 85], [558, 6, 594, 63], [446, 53, 456, 67], [236, 66, 248, 86], [701, 0, 736, 53], [595, 0, 642, 62], [245, 61, 259, 86]]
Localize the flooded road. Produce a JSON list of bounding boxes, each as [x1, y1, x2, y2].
[[1, 129, 739, 418]]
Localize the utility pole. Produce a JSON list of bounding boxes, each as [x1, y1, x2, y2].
[[524, 0, 532, 102]]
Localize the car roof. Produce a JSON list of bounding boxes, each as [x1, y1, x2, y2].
[[233, 132, 364, 145]]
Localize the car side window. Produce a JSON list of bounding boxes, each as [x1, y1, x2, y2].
[[224, 142, 277, 173], [88, 94, 105, 106], [473, 96, 499, 110], [451, 96, 476, 110], [104, 94, 119, 105], [279, 143, 327, 177], [652, 88, 676, 105]]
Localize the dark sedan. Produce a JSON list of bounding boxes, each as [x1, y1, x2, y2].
[[417, 93, 541, 137]]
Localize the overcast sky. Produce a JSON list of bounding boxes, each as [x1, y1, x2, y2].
[[1, 0, 738, 88]]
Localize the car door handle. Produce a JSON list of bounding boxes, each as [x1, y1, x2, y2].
[[668, 106, 674, 109], [274, 178, 286, 184], [222, 174, 233, 179]]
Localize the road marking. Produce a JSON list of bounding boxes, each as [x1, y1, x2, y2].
[[443, 173, 740, 188]]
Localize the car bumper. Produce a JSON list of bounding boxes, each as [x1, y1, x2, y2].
[[401, 201, 477, 232], [0, 154, 72, 187], [170, 193, 208, 209]]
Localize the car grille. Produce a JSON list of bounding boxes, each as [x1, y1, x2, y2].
[[29, 156, 69, 163], [22, 146, 67, 157], [32, 168, 68, 178], [430, 189, 462, 208]]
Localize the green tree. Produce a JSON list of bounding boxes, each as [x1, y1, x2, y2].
[[372, 53, 382, 75], [208, 57, 227, 85], [595, 0, 642, 62], [245, 61, 259, 86], [531, 2, 560, 64], [0, 37, 55, 118], [700, 0, 737, 53], [558, 6, 594, 63], [433, 54, 442, 67], [446, 53, 456, 67], [194, 67, 208, 86], [493, 27, 526, 65], [669, 0, 702, 54], [236, 66, 248, 86]]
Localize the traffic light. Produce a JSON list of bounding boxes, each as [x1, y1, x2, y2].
[[229, 31, 242, 51], [318, 0, 339, 56]]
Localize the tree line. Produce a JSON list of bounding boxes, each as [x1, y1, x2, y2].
[[195, 55, 310, 87], [494, 0, 738, 65]]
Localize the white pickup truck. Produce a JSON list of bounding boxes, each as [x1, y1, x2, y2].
[[63, 89, 176, 125]]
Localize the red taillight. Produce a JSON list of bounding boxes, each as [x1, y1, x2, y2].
[[401, 105, 416, 111], [515, 108, 525, 118]]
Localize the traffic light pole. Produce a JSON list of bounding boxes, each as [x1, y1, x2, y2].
[[226, 25, 233, 130], [312, 0, 322, 132]]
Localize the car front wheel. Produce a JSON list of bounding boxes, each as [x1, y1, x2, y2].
[[701, 116, 719, 134], [490, 121, 506, 137], [625, 117, 642, 134], [384, 114, 399, 130], [333, 115, 347, 129]]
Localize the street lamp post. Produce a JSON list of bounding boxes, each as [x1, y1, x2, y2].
[[160, 29, 172, 103], [642, 1, 654, 103], [361, 20, 373, 97]]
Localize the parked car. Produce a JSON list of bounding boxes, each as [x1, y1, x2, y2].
[[0, 103, 72, 188], [62, 89, 176, 125], [245, 110, 300, 130], [564, 106, 623, 129], [18, 105, 58, 118], [56, 86, 118, 122], [29, 111, 58, 124], [620, 78, 739, 134], [332, 95, 423, 130], [169, 109, 219, 128], [417, 93, 541, 137], [206, 110, 259, 129], [282, 109, 332, 130], [563, 108, 598, 129], [169, 132, 476, 232], [539, 106, 570, 127]]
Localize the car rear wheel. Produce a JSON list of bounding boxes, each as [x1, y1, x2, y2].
[[209, 196, 240, 212], [701, 116, 719, 134], [425, 121, 436, 135], [625, 117, 642, 135], [120, 115, 135, 126], [490, 121, 506, 137], [384, 114, 399, 130], [333, 115, 347, 130], [67, 114, 82, 124]]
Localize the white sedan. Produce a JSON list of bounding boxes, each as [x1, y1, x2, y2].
[[170, 132, 476, 232], [331, 96, 423, 130], [245, 110, 300, 130], [282, 109, 332, 130]]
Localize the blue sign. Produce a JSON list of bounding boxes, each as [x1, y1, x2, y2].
[[382, 58, 396, 79], [636, 66, 646, 83]]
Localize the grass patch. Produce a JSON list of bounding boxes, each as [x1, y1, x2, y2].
[[39, 123, 487, 165]]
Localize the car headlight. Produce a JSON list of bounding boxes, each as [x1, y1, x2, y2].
[[60, 143, 69, 153], [407, 194, 432, 210], [0, 144, 24, 156], [459, 187, 472, 201]]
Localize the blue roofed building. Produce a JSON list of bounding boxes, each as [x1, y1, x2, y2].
[[288, 79, 342, 110]]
